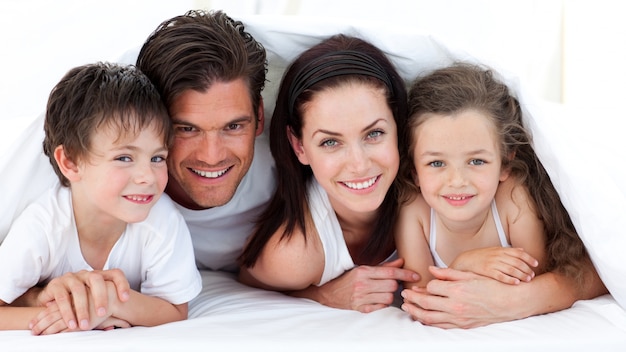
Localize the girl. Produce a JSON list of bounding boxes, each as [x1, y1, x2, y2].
[[396, 63, 588, 289]]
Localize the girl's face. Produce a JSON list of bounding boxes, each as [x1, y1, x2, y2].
[[71, 122, 169, 227], [412, 109, 509, 223], [290, 82, 399, 217]]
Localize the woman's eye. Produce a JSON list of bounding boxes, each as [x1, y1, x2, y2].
[[367, 130, 383, 139], [321, 139, 338, 147]]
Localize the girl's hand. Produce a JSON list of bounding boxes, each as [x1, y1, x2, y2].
[[449, 247, 538, 284]]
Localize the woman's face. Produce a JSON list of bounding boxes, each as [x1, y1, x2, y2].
[[290, 82, 399, 217]]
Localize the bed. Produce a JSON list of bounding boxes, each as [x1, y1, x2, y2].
[[1, 14, 625, 351]]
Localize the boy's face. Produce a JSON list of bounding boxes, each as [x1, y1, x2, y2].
[[72, 122, 169, 225], [165, 78, 264, 210]]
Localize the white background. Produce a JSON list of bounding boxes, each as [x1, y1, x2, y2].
[[0, 0, 623, 125]]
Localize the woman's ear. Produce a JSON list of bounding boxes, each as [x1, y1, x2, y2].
[[54, 145, 81, 182], [287, 126, 309, 165]]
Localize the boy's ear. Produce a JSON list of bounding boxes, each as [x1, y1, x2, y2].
[[287, 126, 309, 165], [54, 145, 81, 182]]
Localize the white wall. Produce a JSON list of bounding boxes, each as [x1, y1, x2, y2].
[[1, 0, 621, 126]]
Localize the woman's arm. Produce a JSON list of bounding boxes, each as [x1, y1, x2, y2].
[[239, 223, 325, 291]]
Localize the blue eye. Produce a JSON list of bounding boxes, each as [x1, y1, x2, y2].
[[151, 155, 166, 163], [367, 130, 383, 139], [321, 139, 338, 147], [470, 159, 485, 166], [429, 161, 444, 168], [116, 156, 132, 162]]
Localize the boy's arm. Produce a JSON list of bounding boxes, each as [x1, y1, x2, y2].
[[111, 289, 188, 327], [0, 301, 47, 331]]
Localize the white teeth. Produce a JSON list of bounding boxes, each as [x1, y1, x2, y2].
[[192, 167, 228, 178], [448, 196, 467, 200], [128, 195, 149, 202], [343, 176, 377, 190]]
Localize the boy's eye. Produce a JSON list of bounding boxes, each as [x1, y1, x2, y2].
[[117, 156, 132, 162], [151, 156, 166, 163]]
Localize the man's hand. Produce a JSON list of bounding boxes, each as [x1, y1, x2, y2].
[[33, 269, 130, 331]]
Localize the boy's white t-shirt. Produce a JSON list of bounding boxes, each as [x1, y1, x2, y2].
[[0, 184, 201, 305]]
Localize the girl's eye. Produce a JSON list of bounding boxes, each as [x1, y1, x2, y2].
[[151, 155, 167, 163], [470, 159, 485, 166], [321, 139, 338, 148], [429, 161, 444, 168]]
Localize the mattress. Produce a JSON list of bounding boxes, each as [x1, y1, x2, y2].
[[1, 13, 625, 351]]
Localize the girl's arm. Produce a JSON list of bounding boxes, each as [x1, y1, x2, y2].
[[498, 178, 547, 274], [394, 196, 434, 289]]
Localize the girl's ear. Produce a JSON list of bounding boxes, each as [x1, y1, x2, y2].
[[54, 145, 81, 182], [287, 126, 310, 165], [412, 168, 420, 187], [500, 151, 516, 182]]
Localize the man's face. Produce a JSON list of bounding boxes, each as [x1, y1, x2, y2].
[[165, 79, 264, 209]]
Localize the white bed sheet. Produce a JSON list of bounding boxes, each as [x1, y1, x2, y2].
[[1, 13, 625, 351], [1, 270, 625, 351]]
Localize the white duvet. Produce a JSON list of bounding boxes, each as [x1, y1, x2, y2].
[[1, 14, 625, 351]]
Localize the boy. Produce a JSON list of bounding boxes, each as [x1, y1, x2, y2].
[[0, 62, 201, 334]]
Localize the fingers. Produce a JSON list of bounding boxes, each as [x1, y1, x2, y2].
[[30, 303, 71, 335], [100, 269, 130, 303], [40, 272, 89, 330], [368, 263, 420, 283], [428, 266, 478, 282]]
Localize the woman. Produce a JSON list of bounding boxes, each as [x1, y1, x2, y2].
[[239, 34, 417, 312]]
